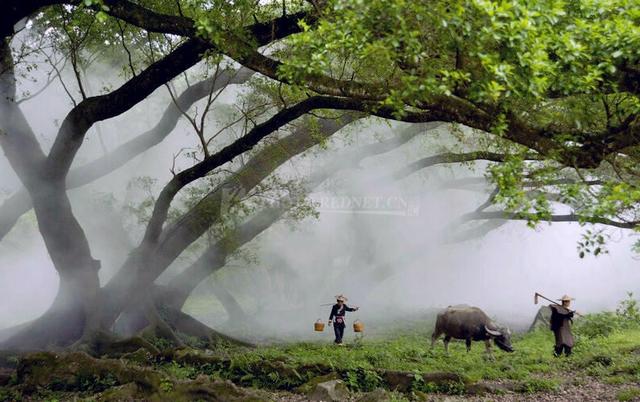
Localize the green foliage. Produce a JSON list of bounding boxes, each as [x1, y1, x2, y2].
[[617, 292, 640, 322], [577, 312, 624, 338], [617, 387, 640, 402], [282, 0, 640, 105], [575, 293, 640, 338], [159, 378, 174, 393], [5, 303, 640, 399], [518, 377, 559, 393], [70, 372, 118, 393], [0, 388, 22, 402], [577, 229, 609, 258], [148, 312, 640, 397], [162, 361, 199, 380], [143, 335, 175, 351], [388, 393, 411, 402], [343, 368, 383, 391], [412, 374, 466, 394]]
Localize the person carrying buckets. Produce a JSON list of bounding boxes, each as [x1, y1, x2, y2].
[[328, 294, 359, 345]]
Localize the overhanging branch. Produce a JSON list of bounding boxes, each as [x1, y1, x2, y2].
[[393, 151, 543, 180], [463, 210, 639, 230]]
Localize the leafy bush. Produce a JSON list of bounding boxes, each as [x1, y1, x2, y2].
[[74, 372, 118, 392], [616, 387, 640, 402], [159, 378, 173, 393], [616, 292, 640, 323], [343, 368, 382, 391], [143, 335, 174, 351], [163, 361, 198, 380], [575, 312, 624, 338], [518, 377, 559, 393], [575, 293, 640, 338], [0, 388, 22, 401]]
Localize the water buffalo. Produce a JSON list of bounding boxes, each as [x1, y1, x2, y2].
[[431, 305, 514, 354]]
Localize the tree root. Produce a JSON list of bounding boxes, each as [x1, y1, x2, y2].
[[68, 330, 161, 358], [115, 288, 251, 349], [0, 309, 84, 351], [11, 351, 271, 401], [161, 306, 253, 348]]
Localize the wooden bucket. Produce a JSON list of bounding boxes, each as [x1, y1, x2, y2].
[[353, 320, 364, 333], [314, 319, 325, 332]]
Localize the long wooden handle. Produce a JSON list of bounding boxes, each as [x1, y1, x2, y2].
[[536, 292, 582, 316], [536, 293, 558, 305]]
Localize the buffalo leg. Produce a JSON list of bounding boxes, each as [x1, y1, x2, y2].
[[564, 346, 572, 356], [484, 339, 492, 352], [465, 338, 472, 352], [431, 329, 442, 348], [484, 339, 494, 359], [443, 335, 451, 354]]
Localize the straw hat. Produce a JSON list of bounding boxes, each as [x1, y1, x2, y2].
[[557, 295, 575, 302], [335, 294, 348, 302]]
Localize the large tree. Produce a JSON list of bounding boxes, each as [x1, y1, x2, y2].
[[1, 0, 639, 350]]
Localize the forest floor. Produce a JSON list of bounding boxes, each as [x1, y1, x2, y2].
[[1, 312, 639, 401]]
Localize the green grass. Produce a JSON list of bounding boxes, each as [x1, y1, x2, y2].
[[4, 317, 640, 400], [616, 386, 640, 401], [174, 321, 640, 393]]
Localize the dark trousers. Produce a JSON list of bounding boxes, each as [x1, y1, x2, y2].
[[554, 345, 572, 357], [333, 322, 345, 344]]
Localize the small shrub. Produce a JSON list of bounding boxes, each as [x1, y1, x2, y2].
[[164, 361, 198, 380], [616, 387, 640, 401], [144, 335, 174, 351], [576, 294, 640, 339], [616, 293, 640, 324], [575, 312, 623, 338], [343, 368, 382, 392], [584, 362, 611, 378], [0, 388, 22, 402], [519, 378, 559, 393], [388, 393, 411, 402], [414, 375, 465, 395], [587, 354, 614, 367], [159, 378, 173, 393], [178, 333, 208, 349], [606, 375, 629, 385]]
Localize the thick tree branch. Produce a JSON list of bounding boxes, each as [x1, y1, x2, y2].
[[226, 44, 383, 100], [2, 1, 70, 38], [0, 41, 47, 185], [0, 68, 254, 241], [227, 46, 640, 169], [463, 210, 639, 229], [166, 123, 438, 306], [101, 0, 318, 46], [45, 38, 209, 179], [101, 115, 358, 327], [392, 151, 542, 180], [141, 97, 372, 245]]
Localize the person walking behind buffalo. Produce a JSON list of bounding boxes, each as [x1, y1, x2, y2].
[[550, 295, 575, 357], [328, 295, 359, 345]]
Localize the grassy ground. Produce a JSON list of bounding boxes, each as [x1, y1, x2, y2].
[[204, 320, 640, 393], [1, 307, 639, 401]]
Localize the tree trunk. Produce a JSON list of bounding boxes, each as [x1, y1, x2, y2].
[[211, 281, 247, 321], [100, 118, 353, 330], [1, 184, 101, 349]]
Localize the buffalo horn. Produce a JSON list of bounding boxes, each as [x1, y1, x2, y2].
[[485, 326, 501, 337]]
